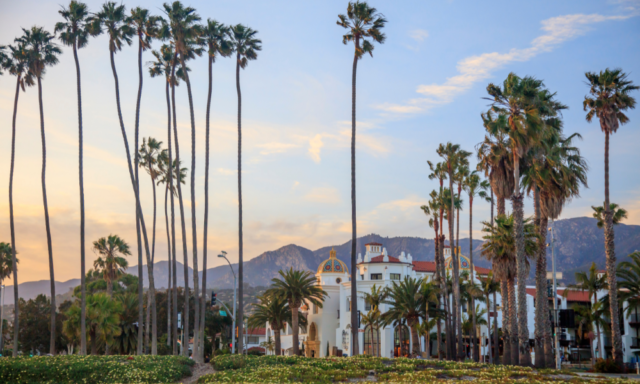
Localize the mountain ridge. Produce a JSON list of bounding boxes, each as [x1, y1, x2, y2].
[[5, 216, 639, 304]]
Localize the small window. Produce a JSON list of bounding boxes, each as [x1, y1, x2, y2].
[[247, 336, 260, 344], [347, 299, 351, 312], [360, 274, 364, 280], [365, 301, 371, 311], [336, 277, 342, 284], [371, 273, 382, 280], [313, 304, 318, 314], [337, 309, 340, 319], [390, 273, 401, 281]]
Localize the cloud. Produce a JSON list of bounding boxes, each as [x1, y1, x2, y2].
[[292, 181, 300, 190], [218, 168, 236, 175], [308, 134, 324, 163], [303, 187, 341, 204], [378, 12, 634, 114], [410, 29, 430, 43]]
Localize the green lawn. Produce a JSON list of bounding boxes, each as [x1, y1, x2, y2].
[[0, 355, 194, 384], [200, 355, 636, 383]]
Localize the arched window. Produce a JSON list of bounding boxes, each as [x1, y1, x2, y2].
[[394, 325, 410, 357], [364, 325, 380, 356], [309, 323, 317, 341]]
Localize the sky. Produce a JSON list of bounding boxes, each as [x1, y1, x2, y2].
[[1, 0, 639, 283]]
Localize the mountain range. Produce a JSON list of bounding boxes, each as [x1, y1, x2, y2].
[[4, 216, 640, 305]]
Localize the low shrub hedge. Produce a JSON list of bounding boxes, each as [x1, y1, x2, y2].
[[594, 358, 622, 373], [0, 355, 195, 384]]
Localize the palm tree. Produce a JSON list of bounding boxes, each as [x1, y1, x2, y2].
[[54, 0, 100, 356], [19, 26, 61, 356], [583, 68, 637, 366], [481, 273, 500, 364], [574, 301, 608, 367], [481, 214, 539, 364], [485, 73, 544, 366], [249, 294, 299, 356], [229, 23, 261, 355], [161, 3, 204, 359], [266, 268, 327, 356], [199, 19, 232, 361], [437, 142, 470, 360], [128, 6, 161, 356], [363, 284, 387, 357], [138, 137, 163, 353], [65, 293, 123, 355], [112, 293, 139, 355], [92, 235, 130, 297], [382, 276, 423, 356], [361, 308, 382, 356], [416, 279, 439, 359], [148, 43, 187, 354], [463, 170, 490, 361], [564, 263, 608, 360], [95, 1, 156, 356], [0, 243, 18, 352], [592, 203, 627, 228], [3, 41, 33, 357], [460, 271, 485, 361], [337, 2, 386, 355]]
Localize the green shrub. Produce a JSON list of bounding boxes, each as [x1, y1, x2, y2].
[[212, 354, 247, 371], [0, 355, 194, 384], [594, 358, 621, 373]]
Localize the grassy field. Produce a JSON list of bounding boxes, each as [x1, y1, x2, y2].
[[0, 355, 194, 384], [199, 355, 636, 383]]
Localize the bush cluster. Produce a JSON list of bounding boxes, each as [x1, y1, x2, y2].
[[0, 355, 195, 384], [594, 358, 622, 373]]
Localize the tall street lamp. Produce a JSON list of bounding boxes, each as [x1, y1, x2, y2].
[[218, 251, 237, 354]]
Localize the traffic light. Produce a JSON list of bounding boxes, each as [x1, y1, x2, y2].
[[211, 291, 217, 307]]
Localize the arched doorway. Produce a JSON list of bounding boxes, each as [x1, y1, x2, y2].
[[304, 323, 320, 357], [394, 325, 410, 357], [364, 325, 380, 356]]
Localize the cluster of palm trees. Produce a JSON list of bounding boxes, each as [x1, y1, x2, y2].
[[248, 268, 326, 356], [417, 69, 637, 368], [1, 0, 261, 361]]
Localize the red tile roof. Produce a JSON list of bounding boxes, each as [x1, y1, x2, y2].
[[365, 242, 383, 246], [246, 327, 266, 336], [526, 288, 537, 297], [558, 290, 590, 303], [412, 261, 437, 272], [475, 266, 491, 275], [366, 255, 402, 263]]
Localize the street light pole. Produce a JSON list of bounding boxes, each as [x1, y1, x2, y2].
[[549, 222, 560, 370], [218, 251, 237, 354]]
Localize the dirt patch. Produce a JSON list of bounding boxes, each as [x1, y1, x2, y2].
[[508, 375, 528, 380], [436, 374, 458, 380], [177, 362, 215, 384], [460, 376, 477, 381]]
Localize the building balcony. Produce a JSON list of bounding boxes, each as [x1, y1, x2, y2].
[[629, 314, 640, 327], [631, 337, 640, 349]]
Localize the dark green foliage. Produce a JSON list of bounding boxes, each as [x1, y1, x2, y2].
[[0, 355, 194, 383], [593, 358, 621, 373], [212, 354, 247, 370]]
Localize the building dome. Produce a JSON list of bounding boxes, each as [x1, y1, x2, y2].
[[317, 248, 349, 274]]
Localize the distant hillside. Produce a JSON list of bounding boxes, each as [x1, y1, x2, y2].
[[7, 217, 640, 302]]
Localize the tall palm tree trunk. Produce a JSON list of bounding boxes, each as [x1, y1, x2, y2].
[[501, 279, 511, 365], [512, 155, 530, 366], [134, 37, 158, 355], [534, 189, 551, 368], [180, 54, 200, 362], [165, 179, 172, 346], [433, 227, 443, 360], [72, 40, 88, 357], [9, 74, 21, 357], [486, 292, 492, 363], [274, 328, 281, 356], [410, 319, 420, 355], [168, 67, 178, 355], [596, 322, 602, 363], [349, 39, 360, 356], [455, 195, 464, 360], [201, 55, 214, 360], [448, 180, 460, 360], [235, 54, 244, 355], [170, 71, 190, 357], [603, 131, 622, 366], [508, 277, 519, 364], [108, 48, 157, 355], [291, 306, 299, 355], [145, 176, 158, 353], [493, 290, 499, 364], [37, 76, 56, 355], [470, 197, 477, 362]]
